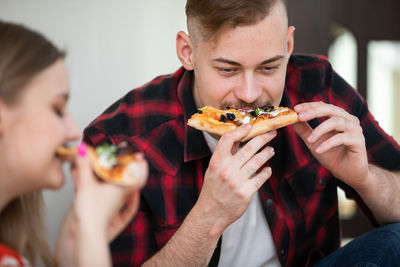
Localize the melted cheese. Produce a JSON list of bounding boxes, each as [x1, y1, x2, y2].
[[242, 116, 251, 124], [268, 108, 289, 117], [98, 154, 117, 170]]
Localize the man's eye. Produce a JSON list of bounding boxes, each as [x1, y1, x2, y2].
[[218, 68, 235, 74], [260, 66, 278, 72]]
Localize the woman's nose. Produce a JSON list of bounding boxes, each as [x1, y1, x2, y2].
[[65, 115, 81, 141]]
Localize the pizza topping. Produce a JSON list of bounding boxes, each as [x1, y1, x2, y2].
[[264, 105, 275, 112], [254, 108, 266, 116], [115, 141, 135, 156], [242, 116, 251, 124], [220, 114, 227, 122], [226, 112, 236, 121], [244, 105, 290, 118], [193, 105, 292, 127], [96, 143, 117, 170], [249, 110, 257, 117], [254, 106, 276, 116], [267, 108, 289, 117], [188, 105, 299, 142]]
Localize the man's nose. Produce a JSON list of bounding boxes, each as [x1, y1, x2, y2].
[[235, 72, 262, 103]]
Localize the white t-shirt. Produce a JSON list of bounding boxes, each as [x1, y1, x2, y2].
[[203, 132, 281, 267]]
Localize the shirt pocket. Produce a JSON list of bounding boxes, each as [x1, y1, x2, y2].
[[142, 184, 186, 248], [286, 161, 338, 230]]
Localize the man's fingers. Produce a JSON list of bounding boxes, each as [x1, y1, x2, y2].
[[245, 167, 272, 192], [307, 117, 355, 143], [293, 121, 313, 143], [314, 132, 364, 154], [240, 145, 275, 178], [295, 102, 351, 122], [234, 130, 277, 167], [214, 124, 252, 157]]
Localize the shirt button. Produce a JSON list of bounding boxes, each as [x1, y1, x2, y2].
[[266, 199, 273, 207], [280, 249, 286, 256], [319, 179, 325, 186]]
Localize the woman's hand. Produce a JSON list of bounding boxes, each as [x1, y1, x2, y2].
[[56, 142, 148, 267]]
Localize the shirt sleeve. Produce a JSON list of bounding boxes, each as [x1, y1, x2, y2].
[[323, 58, 400, 225]]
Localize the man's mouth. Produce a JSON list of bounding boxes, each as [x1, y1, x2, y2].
[[222, 102, 272, 111]]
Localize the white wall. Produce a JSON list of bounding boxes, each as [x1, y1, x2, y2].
[[368, 41, 400, 140], [0, 0, 187, 251]]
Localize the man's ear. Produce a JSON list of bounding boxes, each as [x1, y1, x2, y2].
[[176, 31, 194, 71], [287, 26, 295, 55], [0, 100, 4, 135]]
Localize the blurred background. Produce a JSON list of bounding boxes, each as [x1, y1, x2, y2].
[[0, 0, 399, 259], [286, 0, 400, 242]]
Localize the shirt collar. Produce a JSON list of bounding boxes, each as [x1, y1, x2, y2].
[[177, 68, 212, 162]]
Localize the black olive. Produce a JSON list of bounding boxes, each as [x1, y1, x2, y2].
[[265, 105, 275, 112], [249, 111, 257, 117], [220, 114, 227, 122], [197, 109, 203, 114], [226, 112, 236, 121]]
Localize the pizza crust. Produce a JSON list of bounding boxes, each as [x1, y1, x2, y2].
[[55, 146, 77, 161], [187, 113, 237, 136], [242, 111, 298, 141]]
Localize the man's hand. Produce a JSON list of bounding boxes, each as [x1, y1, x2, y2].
[[293, 101, 400, 223], [293, 102, 369, 189], [196, 124, 277, 236], [143, 124, 276, 267]]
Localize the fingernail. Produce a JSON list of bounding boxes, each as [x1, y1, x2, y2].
[[298, 113, 306, 120], [315, 146, 323, 154], [268, 146, 275, 154], [294, 104, 304, 111], [78, 142, 87, 157]]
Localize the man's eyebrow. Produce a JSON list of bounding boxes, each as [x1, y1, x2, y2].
[[212, 55, 285, 66], [260, 55, 285, 65], [212, 57, 241, 66]]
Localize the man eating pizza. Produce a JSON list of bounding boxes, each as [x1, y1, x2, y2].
[[83, 0, 400, 266]]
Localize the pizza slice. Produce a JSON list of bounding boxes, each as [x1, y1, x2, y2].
[[56, 142, 147, 187], [188, 105, 298, 141]]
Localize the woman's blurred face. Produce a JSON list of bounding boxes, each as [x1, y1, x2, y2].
[[0, 60, 80, 193]]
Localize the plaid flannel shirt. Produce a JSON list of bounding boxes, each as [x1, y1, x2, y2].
[[83, 54, 400, 267]]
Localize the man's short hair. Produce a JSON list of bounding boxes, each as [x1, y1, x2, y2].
[[185, 0, 286, 44]]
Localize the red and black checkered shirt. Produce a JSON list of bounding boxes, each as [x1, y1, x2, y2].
[[83, 54, 400, 267]]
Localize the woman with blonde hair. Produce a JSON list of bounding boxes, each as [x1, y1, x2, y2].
[[0, 21, 148, 266]]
